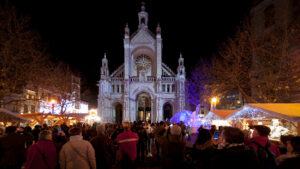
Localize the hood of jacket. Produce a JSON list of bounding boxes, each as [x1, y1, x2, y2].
[[250, 136, 269, 146]]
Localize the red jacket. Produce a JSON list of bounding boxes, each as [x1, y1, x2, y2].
[[25, 140, 57, 169], [116, 130, 139, 161], [246, 136, 280, 157]]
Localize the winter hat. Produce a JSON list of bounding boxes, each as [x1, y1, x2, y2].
[[253, 125, 271, 137], [170, 125, 182, 136]]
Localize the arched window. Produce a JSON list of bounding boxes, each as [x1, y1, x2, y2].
[[163, 103, 173, 121], [141, 18, 145, 24], [115, 103, 123, 123]]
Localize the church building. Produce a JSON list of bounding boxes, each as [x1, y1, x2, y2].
[[97, 4, 186, 123]]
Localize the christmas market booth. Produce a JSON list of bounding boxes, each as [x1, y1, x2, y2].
[[203, 109, 236, 128], [0, 108, 30, 126], [226, 103, 300, 140], [20, 113, 87, 127]]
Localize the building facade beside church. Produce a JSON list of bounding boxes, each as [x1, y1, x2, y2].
[[97, 4, 186, 123]]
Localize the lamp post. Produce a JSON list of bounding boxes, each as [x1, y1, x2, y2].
[[50, 99, 56, 114], [211, 97, 217, 110]]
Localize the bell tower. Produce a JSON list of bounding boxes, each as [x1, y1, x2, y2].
[[100, 53, 109, 80], [176, 53, 186, 112], [177, 53, 186, 78], [138, 2, 148, 29]]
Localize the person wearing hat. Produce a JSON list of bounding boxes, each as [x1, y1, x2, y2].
[[247, 125, 280, 157], [116, 122, 139, 169], [154, 124, 186, 169]]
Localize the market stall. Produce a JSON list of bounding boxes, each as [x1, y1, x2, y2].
[[0, 108, 30, 126], [226, 103, 300, 139], [20, 112, 87, 127], [203, 110, 236, 128]]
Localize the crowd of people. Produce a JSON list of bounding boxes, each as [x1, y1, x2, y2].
[[0, 121, 299, 169]]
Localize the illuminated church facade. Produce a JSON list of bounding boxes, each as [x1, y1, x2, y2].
[[98, 4, 185, 123]]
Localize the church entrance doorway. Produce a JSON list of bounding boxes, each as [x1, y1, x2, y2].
[[136, 93, 151, 122], [115, 103, 123, 123], [163, 103, 173, 121]]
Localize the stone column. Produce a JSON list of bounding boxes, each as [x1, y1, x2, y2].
[[129, 98, 136, 122], [155, 97, 162, 122]]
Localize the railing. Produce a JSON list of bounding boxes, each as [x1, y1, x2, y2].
[[162, 77, 176, 82], [117, 76, 176, 83], [130, 77, 139, 82], [129, 76, 156, 83], [147, 76, 156, 82], [111, 77, 123, 82]]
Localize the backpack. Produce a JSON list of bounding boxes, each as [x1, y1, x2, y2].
[[251, 141, 278, 169]]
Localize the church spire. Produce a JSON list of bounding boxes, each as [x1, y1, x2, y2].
[[156, 23, 161, 38], [177, 53, 185, 78], [141, 1, 146, 11], [138, 2, 148, 29], [124, 23, 130, 39], [101, 53, 109, 80]]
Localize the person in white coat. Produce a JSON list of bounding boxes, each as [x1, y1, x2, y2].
[[59, 127, 96, 169]]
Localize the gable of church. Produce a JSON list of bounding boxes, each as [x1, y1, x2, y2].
[[131, 29, 155, 46], [162, 63, 176, 77], [110, 64, 124, 78]]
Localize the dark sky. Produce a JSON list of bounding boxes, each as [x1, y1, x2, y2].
[[9, 0, 251, 107]]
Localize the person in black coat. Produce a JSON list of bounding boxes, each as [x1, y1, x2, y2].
[[90, 124, 115, 169], [32, 125, 41, 143], [0, 126, 26, 169], [191, 127, 216, 169], [277, 136, 300, 169], [212, 127, 259, 169]]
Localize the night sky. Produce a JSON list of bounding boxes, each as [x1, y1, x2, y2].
[[8, 0, 251, 107]]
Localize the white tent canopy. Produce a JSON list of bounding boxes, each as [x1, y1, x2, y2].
[[204, 110, 236, 120], [226, 103, 300, 122], [0, 108, 30, 123]]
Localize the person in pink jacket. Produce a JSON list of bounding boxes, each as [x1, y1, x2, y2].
[[25, 130, 57, 169]]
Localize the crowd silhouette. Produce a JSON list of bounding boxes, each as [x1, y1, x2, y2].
[[0, 121, 299, 169]]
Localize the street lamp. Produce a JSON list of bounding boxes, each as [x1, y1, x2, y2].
[[211, 97, 217, 110], [50, 99, 56, 114]]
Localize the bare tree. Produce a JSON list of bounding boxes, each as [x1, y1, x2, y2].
[[186, 59, 217, 110], [0, 2, 50, 106], [50, 62, 74, 114], [251, 24, 300, 103], [213, 22, 300, 103], [213, 26, 253, 103]]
